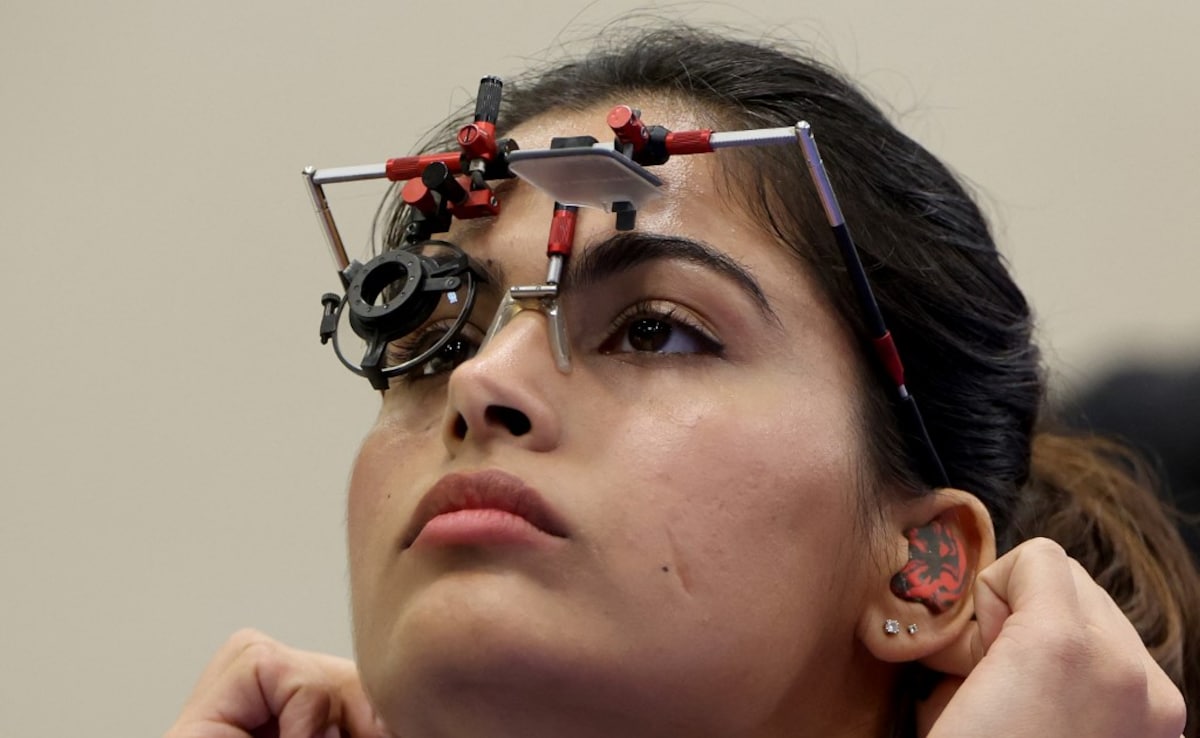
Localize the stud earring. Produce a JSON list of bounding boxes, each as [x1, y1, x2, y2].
[[883, 619, 901, 636], [907, 623, 919, 635]]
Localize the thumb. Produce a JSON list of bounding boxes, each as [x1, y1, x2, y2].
[[918, 538, 1077, 678], [917, 555, 1016, 677]]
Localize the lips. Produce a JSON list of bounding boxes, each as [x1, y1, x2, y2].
[[401, 469, 570, 549]]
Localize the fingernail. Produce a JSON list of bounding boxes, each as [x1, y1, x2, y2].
[[320, 725, 341, 738]]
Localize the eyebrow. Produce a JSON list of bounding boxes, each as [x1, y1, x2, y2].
[[447, 183, 777, 322], [562, 231, 781, 325]]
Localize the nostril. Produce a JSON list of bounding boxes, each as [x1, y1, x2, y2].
[[485, 405, 532, 436], [452, 414, 468, 440]]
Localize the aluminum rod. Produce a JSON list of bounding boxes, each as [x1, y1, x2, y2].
[[310, 163, 388, 185], [303, 166, 350, 272], [709, 127, 798, 148], [794, 121, 846, 228]]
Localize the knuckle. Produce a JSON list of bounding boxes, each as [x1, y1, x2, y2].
[[1110, 655, 1151, 699], [225, 632, 292, 680], [225, 627, 272, 652], [1074, 630, 1150, 700], [1144, 662, 1188, 734], [236, 638, 281, 668], [296, 683, 337, 720], [1064, 555, 1089, 577], [1023, 537, 1068, 560], [1160, 686, 1187, 734]]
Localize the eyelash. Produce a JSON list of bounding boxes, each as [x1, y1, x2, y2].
[[385, 299, 725, 384], [599, 300, 725, 358], [385, 319, 482, 383]]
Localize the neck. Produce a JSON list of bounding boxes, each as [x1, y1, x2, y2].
[[386, 640, 899, 738]]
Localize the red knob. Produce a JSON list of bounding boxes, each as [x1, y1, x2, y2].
[[400, 178, 437, 214], [457, 121, 497, 161], [607, 105, 649, 151], [385, 153, 462, 182]]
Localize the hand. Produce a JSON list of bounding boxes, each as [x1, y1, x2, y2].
[[920, 538, 1187, 738], [165, 629, 390, 738]]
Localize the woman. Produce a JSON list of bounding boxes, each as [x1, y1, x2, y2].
[[168, 27, 1198, 737]]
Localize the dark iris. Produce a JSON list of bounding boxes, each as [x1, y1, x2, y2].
[[628, 318, 671, 351], [424, 337, 476, 374]]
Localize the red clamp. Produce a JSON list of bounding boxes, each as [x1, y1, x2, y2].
[[457, 121, 498, 162], [407, 164, 499, 220], [607, 105, 650, 153], [386, 152, 463, 182], [546, 204, 578, 256], [607, 106, 715, 166], [449, 185, 500, 219], [664, 129, 713, 155], [400, 178, 438, 214]]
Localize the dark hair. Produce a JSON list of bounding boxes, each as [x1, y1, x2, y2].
[[384, 24, 1200, 737]]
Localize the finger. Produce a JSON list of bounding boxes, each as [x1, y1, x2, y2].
[[171, 632, 387, 738], [181, 629, 276, 708], [922, 538, 1080, 677], [246, 645, 384, 738], [169, 630, 287, 737], [973, 538, 1082, 632], [306, 652, 390, 738], [188, 636, 336, 734]]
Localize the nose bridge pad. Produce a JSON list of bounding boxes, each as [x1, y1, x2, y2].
[[479, 290, 572, 373]]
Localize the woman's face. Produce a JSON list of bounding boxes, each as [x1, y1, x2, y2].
[[348, 100, 891, 738]]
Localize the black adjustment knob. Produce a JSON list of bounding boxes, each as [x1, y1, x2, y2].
[[474, 76, 503, 124], [421, 161, 468, 204], [319, 293, 341, 344], [612, 201, 637, 231]]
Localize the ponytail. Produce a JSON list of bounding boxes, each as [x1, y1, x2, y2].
[[1014, 431, 1200, 736]]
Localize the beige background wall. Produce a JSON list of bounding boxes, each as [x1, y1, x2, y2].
[[2, 1, 1197, 735]]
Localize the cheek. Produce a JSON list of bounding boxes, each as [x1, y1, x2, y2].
[[567, 370, 873, 699], [347, 436, 386, 552], [345, 435, 389, 597], [346, 411, 438, 571], [594, 371, 866, 599]]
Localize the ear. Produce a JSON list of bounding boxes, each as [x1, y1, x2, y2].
[[857, 488, 996, 666]]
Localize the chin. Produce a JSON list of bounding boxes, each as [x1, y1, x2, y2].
[[378, 569, 599, 675], [355, 574, 738, 738], [358, 571, 579, 715]]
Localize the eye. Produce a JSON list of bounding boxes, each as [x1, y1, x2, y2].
[[414, 335, 479, 377], [386, 321, 481, 381], [600, 301, 723, 356]]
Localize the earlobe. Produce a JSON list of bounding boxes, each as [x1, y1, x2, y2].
[[858, 489, 996, 665]]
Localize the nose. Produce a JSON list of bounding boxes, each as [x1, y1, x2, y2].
[[442, 310, 564, 455]]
